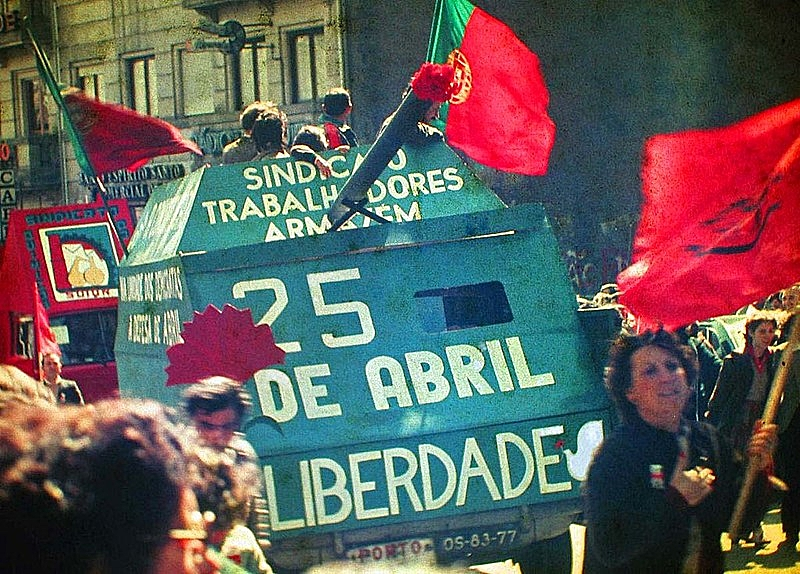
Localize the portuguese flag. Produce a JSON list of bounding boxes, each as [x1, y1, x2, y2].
[[27, 26, 201, 177], [427, 0, 555, 176]]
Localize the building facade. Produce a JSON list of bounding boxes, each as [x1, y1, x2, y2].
[[0, 0, 350, 228], [3, 0, 800, 295]]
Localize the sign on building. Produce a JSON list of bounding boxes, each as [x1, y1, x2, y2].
[[79, 163, 188, 208], [0, 169, 16, 242]]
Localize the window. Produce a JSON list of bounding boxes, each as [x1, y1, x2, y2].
[[177, 48, 217, 116], [77, 65, 105, 100], [11, 314, 34, 358], [238, 42, 270, 106], [289, 27, 324, 103], [126, 55, 157, 115], [16, 72, 60, 184], [20, 77, 51, 135], [414, 282, 514, 333], [50, 309, 117, 366]]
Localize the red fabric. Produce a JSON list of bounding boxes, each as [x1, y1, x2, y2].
[[445, 7, 555, 176], [323, 122, 344, 149], [618, 98, 800, 330], [0, 214, 38, 316], [34, 284, 60, 359], [63, 91, 202, 176], [0, 211, 57, 370], [0, 213, 36, 366], [165, 304, 285, 385], [411, 63, 455, 102]]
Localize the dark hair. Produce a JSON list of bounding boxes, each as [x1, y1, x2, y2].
[[41, 351, 62, 365], [604, 330, 698, 423], [744, 311, 778, 339], [0, 399, 190, 574], [240, 101, 276, 132], [322, 88, 352, 117], [292, 124, 329, 152], [182, 376, 252, 424], [252, 110, 288, 153]]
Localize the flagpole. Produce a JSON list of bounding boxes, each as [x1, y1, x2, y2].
[[728, 308, 799, 540], [726, 127, 800, 540], [25, 22, 129, 259], [93, 177, 129, 258], [425, 0, 446, 62]]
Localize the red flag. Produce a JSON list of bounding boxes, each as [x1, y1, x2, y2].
[[617, 98, 800, 331], [34, 284, 60, 360], [63, 90, 202, 176], [0, 212, 58, 375], [426, 0, 555, 176]]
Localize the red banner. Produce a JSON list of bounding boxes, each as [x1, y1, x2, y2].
[[618, 98, 800, 330]]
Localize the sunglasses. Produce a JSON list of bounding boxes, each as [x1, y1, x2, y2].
[[169, 509, 215, 540]]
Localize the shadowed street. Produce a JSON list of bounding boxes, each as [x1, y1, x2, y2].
[[724, 506, 800, 573]]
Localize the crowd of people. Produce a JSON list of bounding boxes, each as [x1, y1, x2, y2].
[[5, 295, 800, 573], [220, 87, 360, 177], [5, 86, 800, 572], [0, 360, 272, 573], [699, 284, 800, 551], [219, 81, 445, 174], [583, 281, 800, 572]]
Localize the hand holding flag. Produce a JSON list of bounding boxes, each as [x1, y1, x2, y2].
[[617, 98, 800, 543]]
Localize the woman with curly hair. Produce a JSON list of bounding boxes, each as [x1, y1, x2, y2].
[[583, 330, 777, 573]]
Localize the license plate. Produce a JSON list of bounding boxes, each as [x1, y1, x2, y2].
[[438, 526, 520, 556], [346, 538, 436, 565]]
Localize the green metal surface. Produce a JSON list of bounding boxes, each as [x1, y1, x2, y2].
[[116, 144, 611, 541]]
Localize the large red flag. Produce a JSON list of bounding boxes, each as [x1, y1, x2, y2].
[[426, 0, 555, 176], [63, 90, 202, 176], [0, 211, 59, 376], [617, 98, 800, 331]]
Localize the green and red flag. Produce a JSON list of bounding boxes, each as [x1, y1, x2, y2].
[[426, 0, 555, 176], [617, 97, 800, 331], [26, 27, 201, 177], [61, 90, 202, 176]]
